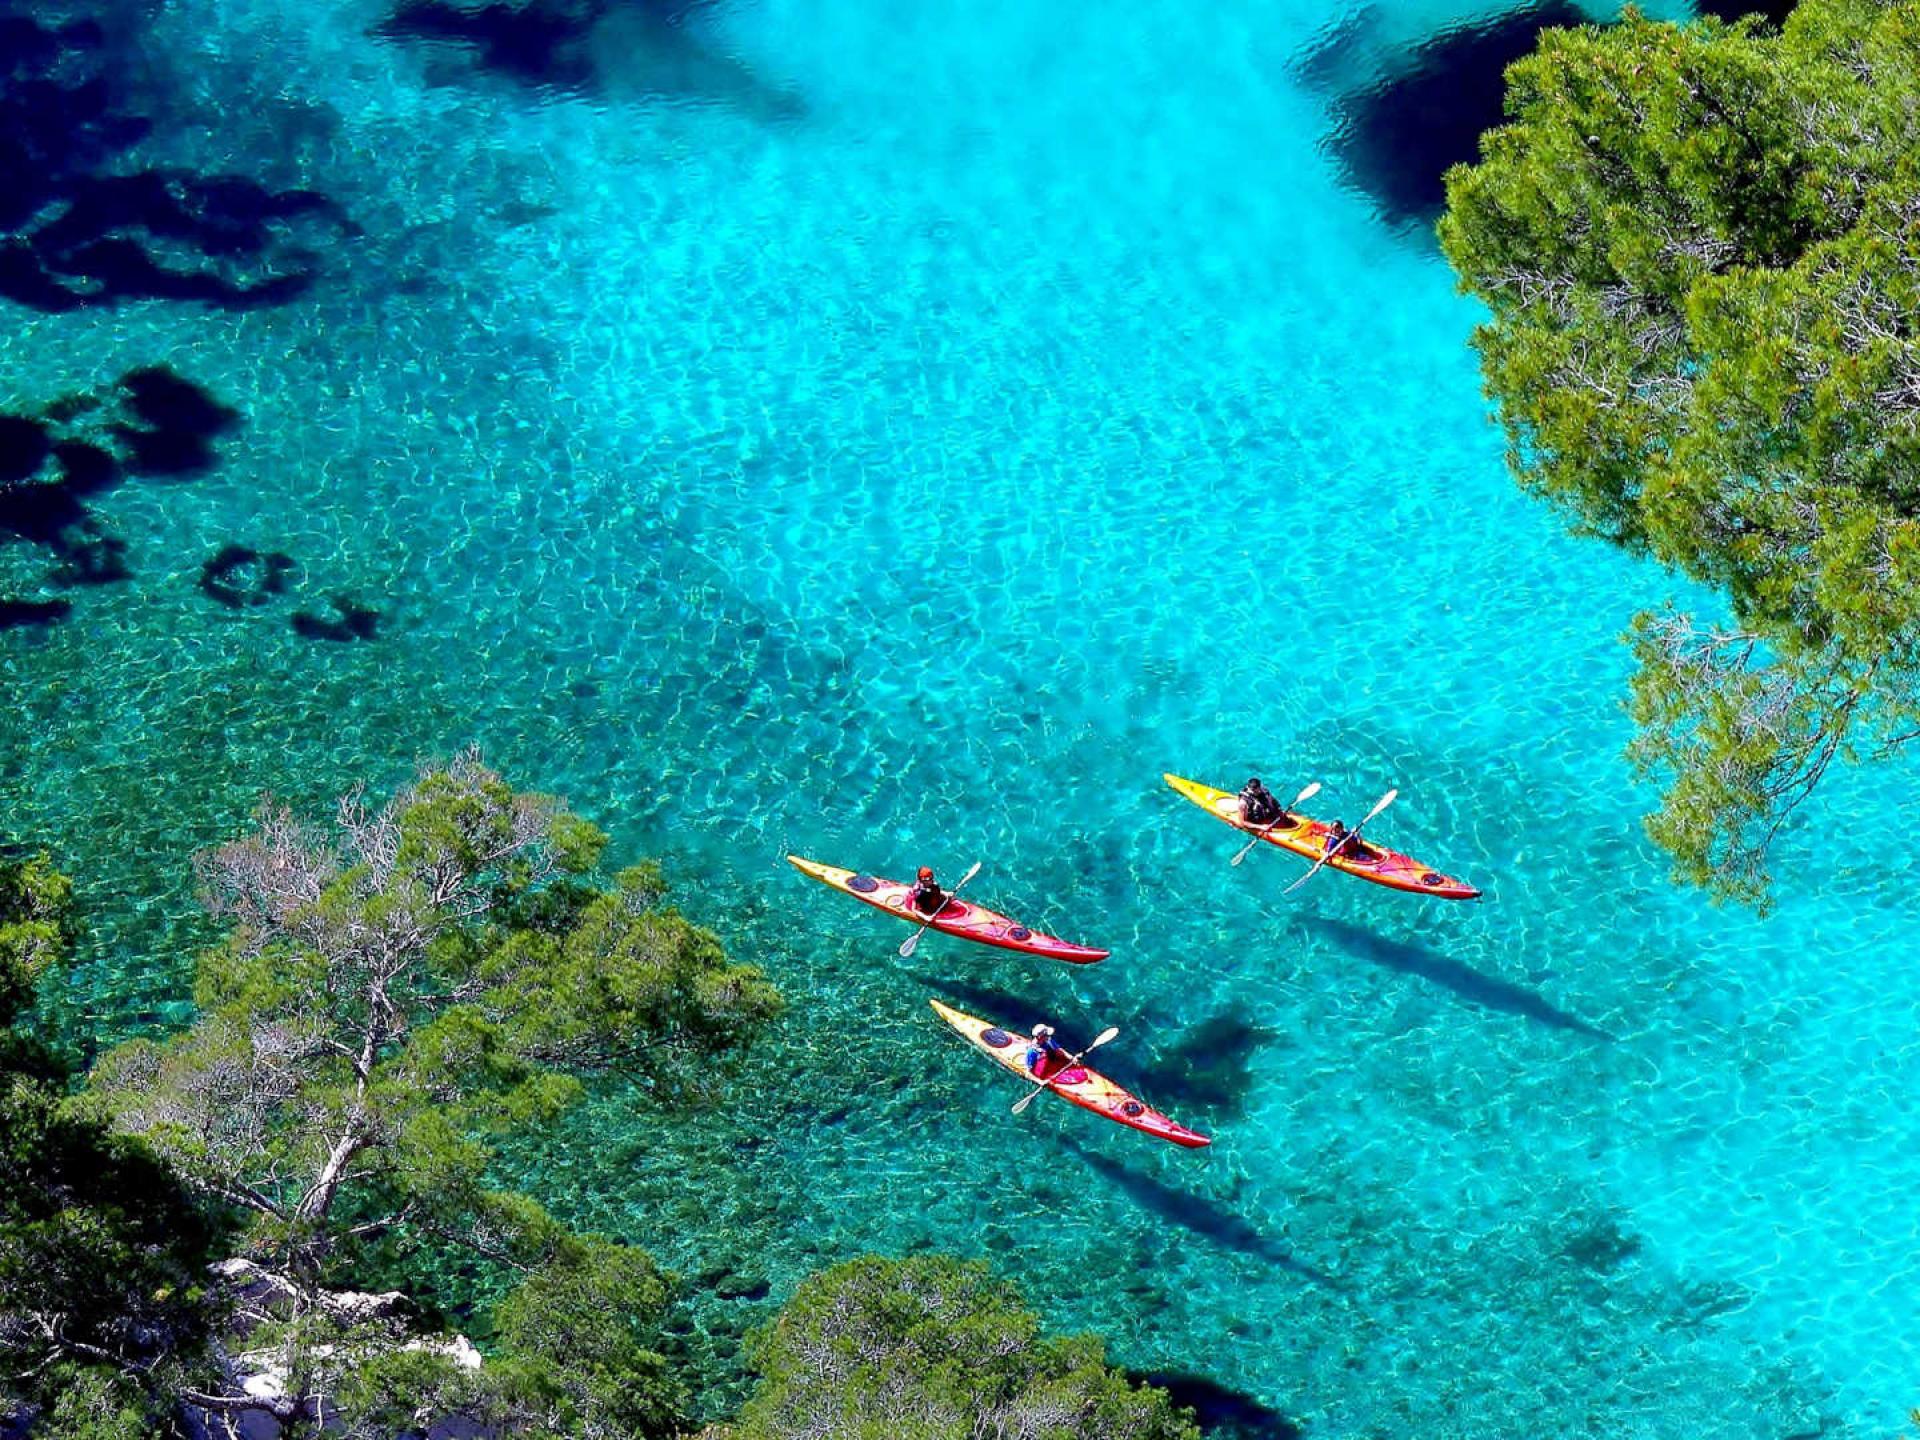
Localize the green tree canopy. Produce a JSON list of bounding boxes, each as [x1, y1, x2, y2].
[[1439, 0, 1920, 905], [712, 1255, 1200, 1440], [86, 751, 784, 1435], [1, 855, 220, 1440], [0, 853, 73, 1055]]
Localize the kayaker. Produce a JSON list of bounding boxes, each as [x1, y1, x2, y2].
[[1239, 777, 1286, 828], [1324, 821, 1373, 862], [1025, 1023, 1068, 1079], [908, 866, 949, 917]]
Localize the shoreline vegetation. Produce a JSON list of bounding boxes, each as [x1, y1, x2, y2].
[[1440, 0, 1920, 909], [10, 0, 1919, 1433], [1, 759, 1203, 1439]]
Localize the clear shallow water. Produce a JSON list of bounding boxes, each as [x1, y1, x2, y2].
[[3, 0, 1915, 1432]]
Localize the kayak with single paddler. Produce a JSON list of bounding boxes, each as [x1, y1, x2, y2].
[[786, 855, 1109, 962], [929, 999, 1211, 1148]]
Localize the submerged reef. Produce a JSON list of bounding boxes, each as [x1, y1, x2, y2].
[[198, 545, 296, 609], [376, 0, 803, 118], [0, 369, 240, 619], [0, 4, 351, 311], [290, 594, 381, 641]]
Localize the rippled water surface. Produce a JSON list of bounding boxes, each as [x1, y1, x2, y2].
[[3, 0, 1913, 1432]]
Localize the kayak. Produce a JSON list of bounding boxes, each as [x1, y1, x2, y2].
[[929, 999, 1211, 1149], [1163, 774, 1481, 900], [786, 856, 1108, 963]]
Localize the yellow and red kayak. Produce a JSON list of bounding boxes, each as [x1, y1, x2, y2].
[[787, 856, 1107, 962], [1164, 774, 1480, 900], [930, 999, 1211, 1148]]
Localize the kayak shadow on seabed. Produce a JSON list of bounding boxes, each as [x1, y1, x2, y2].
[[1058, 1137, 1344, 1291], [1132, 1012, 1279, 1120], [914, 974, 1088, 1040], [1299, 916, 1616, 1042]]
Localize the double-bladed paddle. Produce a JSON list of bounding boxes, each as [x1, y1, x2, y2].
[[1010, 1025, 1120, 1114], [1282, 787, 1397, 896], [898, 860, 982, 958], [1230, 780, 1322, 867]]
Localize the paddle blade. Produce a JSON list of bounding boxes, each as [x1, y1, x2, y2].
[[1089, 1025, 1120, 1049], [898, 929, 921, 958], [1361, 788, 1398, 827], [1282, 857, 1325, 896], [957, 860, 983, 888], [1291, 780, 1322, 807], [1011, 1086, 1043, 1115]]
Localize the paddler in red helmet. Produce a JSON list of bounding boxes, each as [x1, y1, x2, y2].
[[907, 865, 949, 917]]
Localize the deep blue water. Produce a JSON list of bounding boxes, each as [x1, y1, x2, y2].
[[3, 0, 1914, 1432]]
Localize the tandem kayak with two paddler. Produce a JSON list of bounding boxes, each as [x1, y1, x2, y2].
[[1164, 773, 1480, 899]]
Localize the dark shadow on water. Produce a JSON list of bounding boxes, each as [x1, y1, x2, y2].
[[1059, 1137, 1342, 1289], [1302, 915, 1614, 1040], [1135, 1372, 1302, 1440], [1134, 1013, 1277, 1120], [1694, 0, 1795, 23], [377, 0, 803, 119], [1299, 1, 1591, 231]]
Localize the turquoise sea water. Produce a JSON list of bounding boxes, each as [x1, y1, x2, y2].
[[4, 0, 1917, 1432]]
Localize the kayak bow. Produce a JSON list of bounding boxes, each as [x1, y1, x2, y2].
[[1164, 774, 1480, 899], [930, 999, 1211, 1148], [786, 856, 1109, 963]]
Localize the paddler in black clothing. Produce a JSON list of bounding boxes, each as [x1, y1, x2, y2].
[[908, 865, 949, 916], [1239, 777, 1287, 827]]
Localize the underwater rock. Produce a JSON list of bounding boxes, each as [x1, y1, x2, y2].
[[198, 545, 295, 608], [51, 440, 119, 497], [1561, 1215, 1643, 1272], [291, 596, 381, 641], [110, 368, 240, 477], [0, 416, 52, 485], [119, 367, 240, 438], [0, 597, 71, 629], [41, 392, 102, 424], [377, 0, 803, 119], [713, 1272, 770, 1301], [0, 8, 347, 312], [49, 533, 129, 586], [381, 0, 599, 88]]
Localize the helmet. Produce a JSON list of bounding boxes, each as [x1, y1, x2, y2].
[[1031, 1023, 1054, 1038], [917, 866, 934, 881]]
